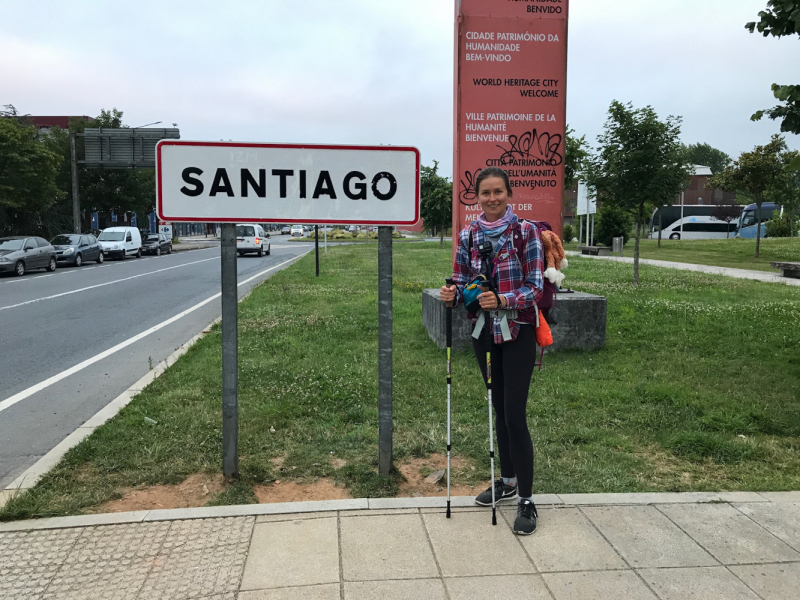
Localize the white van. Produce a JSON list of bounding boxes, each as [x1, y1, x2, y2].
[[236, 223, 271, 256], [98, 226, 142, 260]]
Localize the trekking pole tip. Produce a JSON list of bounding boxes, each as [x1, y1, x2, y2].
[[492, 511, 497, 526]]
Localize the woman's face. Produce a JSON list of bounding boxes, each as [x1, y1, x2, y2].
[[478, 176, 511, 221]]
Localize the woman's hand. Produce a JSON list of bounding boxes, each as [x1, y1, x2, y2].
[[477, 288, 507, 310], [440, 284, 456, 306]]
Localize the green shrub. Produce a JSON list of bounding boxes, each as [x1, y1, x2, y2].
[[562, 224, 574, 243], [595, 205, 633, 246], [765, 212, 799, 238]]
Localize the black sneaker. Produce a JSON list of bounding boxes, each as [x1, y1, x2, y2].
[[474, 479, 517, 506], [513, 499, 538, 535]]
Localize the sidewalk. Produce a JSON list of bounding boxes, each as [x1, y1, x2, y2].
[[171, 235, 220, 253], [565, 251, 800, 287], [2, 492, 798, 599]]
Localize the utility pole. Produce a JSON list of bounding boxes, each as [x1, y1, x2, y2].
[[70, 133, 80, 233]]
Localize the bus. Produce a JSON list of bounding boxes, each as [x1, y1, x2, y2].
[[648, 205, 741, 240], [735, 202, 781, 238]]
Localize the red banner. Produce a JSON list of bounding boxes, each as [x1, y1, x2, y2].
[[452, 0, 569, 241]]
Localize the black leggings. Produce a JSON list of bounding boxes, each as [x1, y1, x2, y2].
[[471, 324, 537, 498]]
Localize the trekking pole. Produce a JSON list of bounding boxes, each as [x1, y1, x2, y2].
[[485, 300, 497, 526], [475, 255, 499, 527], [445, 277, 454, 519]]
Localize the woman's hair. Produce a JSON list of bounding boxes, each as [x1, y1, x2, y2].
[[475, 167, 512, 196]]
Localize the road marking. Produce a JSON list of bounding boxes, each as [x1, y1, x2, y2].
[[0, 247, 219, 286], [0, 257, 219, 311], [0, 253, 307, 413]]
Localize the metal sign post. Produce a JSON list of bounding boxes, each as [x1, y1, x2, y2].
[[220, 223, 239, 477], [315, 225, 320, 277], [377, 226, 393, 474]]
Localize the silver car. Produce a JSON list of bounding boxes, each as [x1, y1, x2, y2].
[[0, 236, 57, 276]]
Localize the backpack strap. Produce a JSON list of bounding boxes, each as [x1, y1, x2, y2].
[[512, 220, 531, 277]]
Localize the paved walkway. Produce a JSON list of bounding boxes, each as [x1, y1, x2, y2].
[[564, 251, 800, 286], [2, 492, 799, 599]]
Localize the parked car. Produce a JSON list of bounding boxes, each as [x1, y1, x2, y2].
[[0, 236, 57, 276], [281, 225, 291, 235], [98, 226, 142, 260], [290, 225, 304, 237], [141, 233, 173, 256], [236, 223, 270, 256], [51, 233, 103, 266]]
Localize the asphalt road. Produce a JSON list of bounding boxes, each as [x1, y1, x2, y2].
[[0, 238, 313, 488]]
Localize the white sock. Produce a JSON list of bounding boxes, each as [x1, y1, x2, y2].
[[520, 495, 534, 503], [502, 477, 517, 487]]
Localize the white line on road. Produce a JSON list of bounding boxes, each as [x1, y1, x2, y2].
[[0, 253, 307, 413], [0, 246, 219, 286], [0, 257, 219, 311]]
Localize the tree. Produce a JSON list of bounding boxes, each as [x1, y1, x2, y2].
[[595, 204, 633, 247], [765, 148, 800, 236], [0, 117, 63, 236], [586, 101, 692, 284], [711, 204, 741, 238], [746, 1, 800, 135], [564, 126, 589, 189], [563, 126, 590, 220], [708, 135, 786, 256], [419, 160, 452, 247], [683, 142, 731, 174]]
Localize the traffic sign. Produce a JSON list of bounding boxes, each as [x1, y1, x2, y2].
[[156, 141, 420, 225]]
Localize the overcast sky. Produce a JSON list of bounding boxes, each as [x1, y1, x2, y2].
[[2, 0, 797, 177]]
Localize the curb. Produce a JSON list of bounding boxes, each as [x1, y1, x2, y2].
[[2, 491, 799, 532]]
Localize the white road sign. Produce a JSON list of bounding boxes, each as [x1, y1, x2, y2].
[[576, 181, 597, 216], [156, 141, 420, 225]]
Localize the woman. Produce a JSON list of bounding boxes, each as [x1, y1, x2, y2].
[[439, 167, 544, 535]]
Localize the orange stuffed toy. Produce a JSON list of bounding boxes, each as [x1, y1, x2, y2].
[[540, 230, 568, 288]]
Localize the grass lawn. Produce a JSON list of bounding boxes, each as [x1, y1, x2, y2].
[[2, 243, 799, 520], [564, 237, 800, 272]]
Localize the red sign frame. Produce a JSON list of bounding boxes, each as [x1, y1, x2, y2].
[[156, 141, 420, 225]]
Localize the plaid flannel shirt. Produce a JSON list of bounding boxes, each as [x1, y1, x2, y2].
[[451, 220, 544, 344]]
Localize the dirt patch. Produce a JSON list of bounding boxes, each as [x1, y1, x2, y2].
[[254, 479, 352, 502], [95, 473, 226, 513], [93, 453, 480, 513], [397, 454, 477, 498]]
